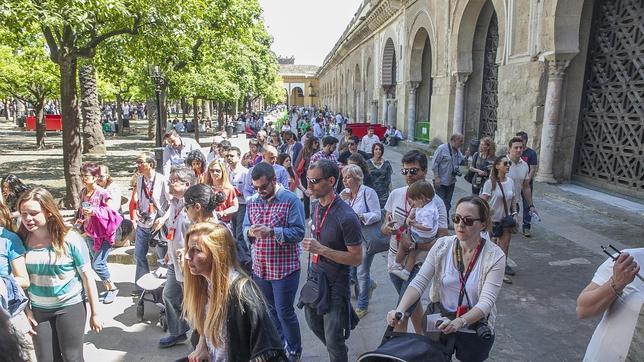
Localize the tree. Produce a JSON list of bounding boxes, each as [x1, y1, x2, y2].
[[79, 61, 106, 154], [0, 27, 59, 149]]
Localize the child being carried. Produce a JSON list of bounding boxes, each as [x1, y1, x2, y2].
[[391, 180, 438, 281]]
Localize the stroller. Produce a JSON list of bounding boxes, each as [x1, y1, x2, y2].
[[134, 267, 168, 332], [357, 312, 451, 362]]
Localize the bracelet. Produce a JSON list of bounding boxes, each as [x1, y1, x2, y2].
[[609, 277, 623, 297]]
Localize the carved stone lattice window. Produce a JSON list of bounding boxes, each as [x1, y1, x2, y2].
[[478, 13, 499, 139], [574, 0, 644, 194]]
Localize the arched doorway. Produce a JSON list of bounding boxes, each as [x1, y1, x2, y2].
[[477, 10, 499, 139], [573, 0, 644, 196], [409, 27, 433, 141], [382, 38, 397, 126], [291, 87, 304, 107]]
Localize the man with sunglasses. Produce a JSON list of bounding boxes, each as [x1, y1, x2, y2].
[[310, 136, 340, 166], [243, 162, 305, 362], [302, 159, 363, 362], [338, 136, 370, 165], [381, 150, 449, 333]]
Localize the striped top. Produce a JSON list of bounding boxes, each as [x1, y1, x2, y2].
[[25, 230, 91, 310]]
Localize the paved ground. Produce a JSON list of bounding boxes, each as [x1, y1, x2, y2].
[[1, 118, 643, 361]]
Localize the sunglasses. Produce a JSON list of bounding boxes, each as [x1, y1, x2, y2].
[[253, 179, 274, 191], [306, 176, 329, 185], [401, 167, 421, 176], [451, 214, 482, 226], [502, 161, 511, 166]]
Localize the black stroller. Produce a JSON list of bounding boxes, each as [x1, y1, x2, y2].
[[357, 312, 451, 362]]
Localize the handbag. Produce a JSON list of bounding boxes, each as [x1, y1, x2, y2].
[[360, 191, 389, 256], [497, 181, 517, 233]]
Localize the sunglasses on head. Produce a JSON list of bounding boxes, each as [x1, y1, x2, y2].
[[451, 214, 483, 226], [401, 167, 421, 175]]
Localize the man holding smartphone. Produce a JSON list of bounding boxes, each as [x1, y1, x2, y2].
[[243, 162, 305, 362]]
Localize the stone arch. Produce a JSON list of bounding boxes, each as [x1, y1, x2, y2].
[[542, 0, 585, 55], [407, 9, 438, 79], [451, 0, 506, 73]]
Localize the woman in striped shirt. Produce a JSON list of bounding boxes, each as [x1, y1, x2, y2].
[[18, 187, 102, 361]]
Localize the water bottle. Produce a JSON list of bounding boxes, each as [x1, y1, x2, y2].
[[530, 210, 541, 222]]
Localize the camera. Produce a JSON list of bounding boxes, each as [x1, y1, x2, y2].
[[139, 211, 152, 223], [452, 169, 463, 177], [471, 320, 492, 340]]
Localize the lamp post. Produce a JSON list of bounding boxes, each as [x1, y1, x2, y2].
[[149, 66, 165, 173]]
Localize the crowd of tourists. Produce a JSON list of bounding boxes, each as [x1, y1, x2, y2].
[[0, 105, 640, 362]]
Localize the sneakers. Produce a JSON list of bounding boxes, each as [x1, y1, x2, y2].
[[505, 265, 516, 276], [369, 281, 378, 299], [355, 308, 368, 319], [503, 275, 513, 284], [103, 289, 119, 304], [390, 264, 410, 281], [159, 333, 188, 348], [523, 229, 531, 237], [287, 351, 301, 362]]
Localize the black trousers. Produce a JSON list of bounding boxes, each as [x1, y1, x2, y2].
[[32, 302, 87, 362]]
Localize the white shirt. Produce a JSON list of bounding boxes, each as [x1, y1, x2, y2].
[[341, 185, 381, 226], [163, 199, 190, 282], [385, 186, 448, 268], [360, 134, 379, 154], [584, 248, 644, 361], [508, 157, 529, 201], [440, 242, 482, 312], [481, 178, 515, 222], [412, 201, 439, 239]]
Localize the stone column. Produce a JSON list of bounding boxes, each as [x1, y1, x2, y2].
[[407, 81, 420, 141], [387, 99, 397, 128], [452, 73, 470, 135], [536, 59, 570, 183], [383, 94, 389, 125], [370, 100, 378, 124]]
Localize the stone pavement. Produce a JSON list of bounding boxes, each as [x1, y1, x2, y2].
[[1, 118, 643, 361]]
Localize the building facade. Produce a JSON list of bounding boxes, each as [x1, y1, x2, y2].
[[317, 0, 643, 198], [279, 59, 320, 108]]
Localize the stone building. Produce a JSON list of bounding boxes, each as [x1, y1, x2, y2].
[[278, 57, 320, 107], [317, 0, 643, 198]]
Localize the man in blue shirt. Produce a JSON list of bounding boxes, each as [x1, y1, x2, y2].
[[516, 131, 538, 237], [431, 134, 464, 217]]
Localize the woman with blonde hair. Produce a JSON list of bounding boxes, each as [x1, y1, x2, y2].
[[203, 160, 238, 224], [182, 222, 286, 362], [18, 187, 102, 361]]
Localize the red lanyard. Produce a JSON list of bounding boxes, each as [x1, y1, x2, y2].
[[455, 239, 484, 312], [314, 196, 336, 240]]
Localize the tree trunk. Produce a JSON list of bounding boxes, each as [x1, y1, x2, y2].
[[181, 96, 188, 122], [34, 98, 46, 149], [116, 94, 124, 135], [146, 97, 156, 140], [217, 101, 223, 129], [79, 64, 106, 154], [193, 97, 200, 143], [160, 87, 168, 136], [60, 57, 83, 209], [202, 99, 211, 120]]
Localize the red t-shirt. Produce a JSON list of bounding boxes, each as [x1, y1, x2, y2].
[[214, 186, 237, 222]]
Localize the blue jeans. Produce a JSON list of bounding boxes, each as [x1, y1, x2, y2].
[[435, 183, 456, 217], [356, 246, 375, 310], [304, 290, 350, 362], [252, 270, 302, 355], [521, 180, 533, 230], [162, 265, 190, 337], [91, 240, 112, 281], [134, 226, 165, 292]]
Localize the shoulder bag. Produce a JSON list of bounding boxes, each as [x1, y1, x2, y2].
[[361, 191, 389, 256], [496, 181, 517, 234]]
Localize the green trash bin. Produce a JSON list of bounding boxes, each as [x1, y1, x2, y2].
[[415, 122, 430, 143]]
